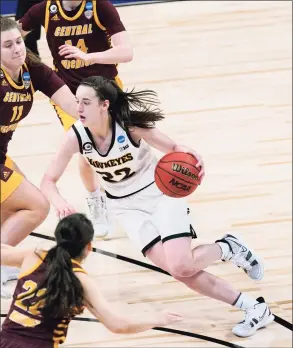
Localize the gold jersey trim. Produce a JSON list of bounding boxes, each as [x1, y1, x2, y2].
[[44, 1, 52, 33], [1, 66, 24, 90], [93, 1, 106, 31], [18, 256, 44, 279], [56, 0, 86, 21], [23, 62, 35, 94]]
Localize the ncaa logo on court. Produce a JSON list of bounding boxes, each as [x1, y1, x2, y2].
[[117, 135, 125, 144], [22, 72, 31, 89], [83, 142, 93, 154], [84, 2, 93, 19], [50, 4, 58, 14]]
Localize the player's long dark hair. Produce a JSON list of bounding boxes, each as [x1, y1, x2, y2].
[[28, 214, 94, 320], [79, 76, 165, 129], [0, 16, 41, 65]]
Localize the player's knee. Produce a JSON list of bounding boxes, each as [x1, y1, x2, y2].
[[168, 260, 196, 278], [33, 194, 50, 221]]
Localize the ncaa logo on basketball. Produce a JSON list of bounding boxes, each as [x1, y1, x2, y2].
[[117, 135, 125, 144], [169, 178, 191, 192], [84, 2, 93, 19], [83, 142, 93, 154], [50, 4, 58, 14], [22, 72, 31, 89]]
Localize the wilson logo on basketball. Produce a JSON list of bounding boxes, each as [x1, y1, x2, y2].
[[168, 178, 191, 192], [155, 152, 200, 198], [172, 164, 198, 181]]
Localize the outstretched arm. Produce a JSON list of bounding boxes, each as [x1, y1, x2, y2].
[[1, 244, 33, 268], [77, 272, 182, 334], [50, 85, 79, 120], [41, 129, 79, 218], [29, 62, 79, 120]]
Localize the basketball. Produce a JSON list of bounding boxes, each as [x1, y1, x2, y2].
[[155, 152, 201, 198]]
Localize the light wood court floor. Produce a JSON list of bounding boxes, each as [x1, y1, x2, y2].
[[1, 1, 292, 347]]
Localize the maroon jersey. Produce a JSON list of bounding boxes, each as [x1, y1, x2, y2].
[[0, 60, 64, 164], [1, 254, 87, 347], [20, 0, 126, 94]]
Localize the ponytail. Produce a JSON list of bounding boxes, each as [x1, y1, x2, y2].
[[112, 83, 164, 129], [80, 76, 165, 130], [29, 214, 94, 320], [37, 244, 84, 319]]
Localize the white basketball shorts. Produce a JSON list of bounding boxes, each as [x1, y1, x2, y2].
[[107, 183, 196, 256]]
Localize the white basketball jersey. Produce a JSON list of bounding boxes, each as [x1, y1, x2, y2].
[[72, 120, 157, 198]]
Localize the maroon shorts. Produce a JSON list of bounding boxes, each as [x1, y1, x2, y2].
[[0, 332, 53, 348]]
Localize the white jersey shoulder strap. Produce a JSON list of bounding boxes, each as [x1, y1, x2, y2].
[[72, 120, 95, 155]]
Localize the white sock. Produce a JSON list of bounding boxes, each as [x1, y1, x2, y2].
[[233, 293, 258, 310], [217, 241, 231, 260], [1, 267, 9, 284], [1, 266, 19, 284], [88, 189, 101, 198]]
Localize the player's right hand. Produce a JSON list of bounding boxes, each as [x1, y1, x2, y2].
[[54, 200, 76, 220]]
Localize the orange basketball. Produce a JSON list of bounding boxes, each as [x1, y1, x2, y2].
[[155, 152, 201, 198]]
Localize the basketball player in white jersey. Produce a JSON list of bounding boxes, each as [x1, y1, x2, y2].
[[41, 76, 275, 338]]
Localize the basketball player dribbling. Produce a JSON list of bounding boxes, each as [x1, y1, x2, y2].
[[0, 17, 79, 298], [0, 213, 182, 348], [41, 76, 275, 337], [19, 0, 133, 237]]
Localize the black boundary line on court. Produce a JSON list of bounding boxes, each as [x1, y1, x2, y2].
[[0, 313, 243, 348], [2, 231, 291, 347], [29, 232, 293, 332], [29, 232, 292, 332]]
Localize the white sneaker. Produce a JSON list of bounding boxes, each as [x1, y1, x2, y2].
[[1, 266, 18, 299], [217, 234, 264, 281], [1, 284, 12, 299], [232, 297, 275, 337], [86, 196, 109, 238], [1, 266, 19, 281]]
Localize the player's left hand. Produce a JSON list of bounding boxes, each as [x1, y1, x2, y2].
[[174, 145, 205, 183], [58, 44, 90, 62]]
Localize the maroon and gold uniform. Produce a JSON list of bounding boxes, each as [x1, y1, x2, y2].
[[20, 0, 125, 130], [0, 60, 65, 203], [0, 254, 86, 348]]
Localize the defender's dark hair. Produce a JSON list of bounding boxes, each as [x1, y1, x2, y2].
[[0, 16, 41, 65], [79, 76, 165, 129], [28, 214, 94, 319]]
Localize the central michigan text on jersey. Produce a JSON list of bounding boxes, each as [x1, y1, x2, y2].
[[20, 1, 126, 93]]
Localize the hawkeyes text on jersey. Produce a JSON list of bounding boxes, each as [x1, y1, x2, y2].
[[72, 120, 157, 198]]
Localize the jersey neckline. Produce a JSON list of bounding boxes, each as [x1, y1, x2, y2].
[[84, 116, 116, 158], [1, 65, 25, 90], [56, 0, 86, 21]]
